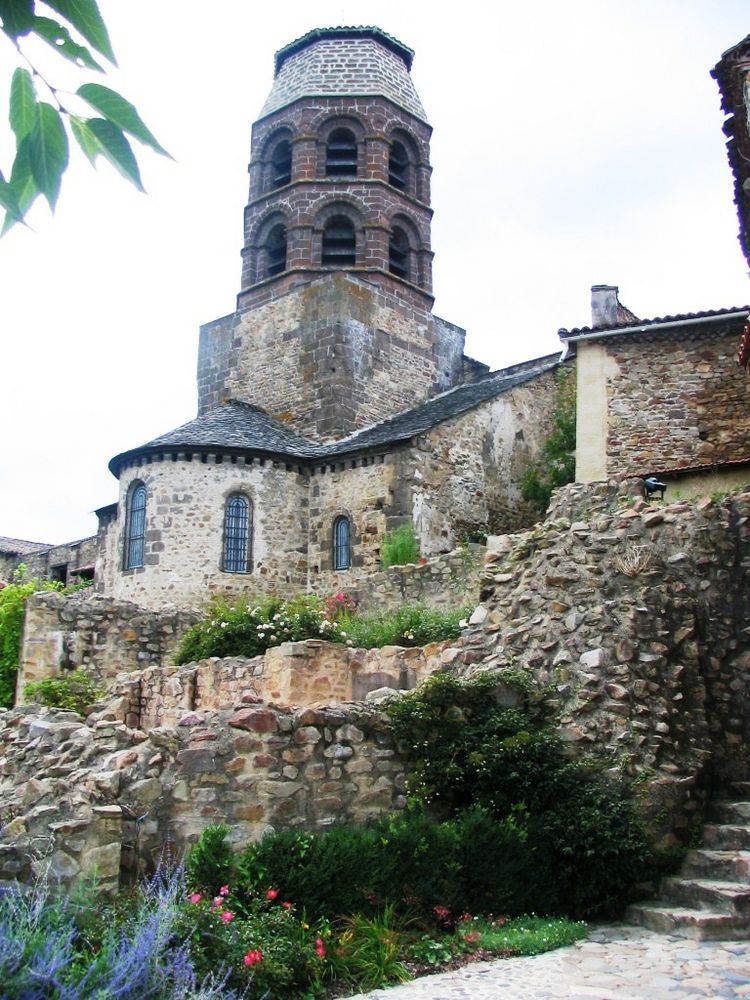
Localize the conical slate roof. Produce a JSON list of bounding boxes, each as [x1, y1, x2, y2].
[[259, 26, 427, 121]]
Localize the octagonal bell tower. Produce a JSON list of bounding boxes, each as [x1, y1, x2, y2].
[[198, 27, 471, 442]]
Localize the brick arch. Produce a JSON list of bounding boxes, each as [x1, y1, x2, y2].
[[247, 208, 290, 283], [312, 199, 365, 268], [257, 125, 295, 192], [388, 212, 425, 286], [312, 114, 366, 179]]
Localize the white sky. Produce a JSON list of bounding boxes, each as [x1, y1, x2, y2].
[[1, 0, 749, 545]]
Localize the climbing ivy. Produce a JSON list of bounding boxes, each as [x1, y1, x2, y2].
[[521, 366, 576, 514]]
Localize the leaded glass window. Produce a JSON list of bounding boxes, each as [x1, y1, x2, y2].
[[124, 483, 146, 570], [333, 515, 351, 570], [223, 494, 252, 573]]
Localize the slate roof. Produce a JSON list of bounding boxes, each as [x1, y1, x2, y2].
[[260, 26, 426, 121], [559, 306, 750, 341], [0, 536, 53, 555], [109, 355, 562, 477]]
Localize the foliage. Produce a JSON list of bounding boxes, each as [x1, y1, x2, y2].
[[381, 523, 420, 568], [176, 594, 466, 663], [327, 903, 410, 990], [186, 824, 236, 896], [521, 366, 576, 514], [0, 567, 64, 708], [24, 668, 102, 714], [0, 0, 170, 233], [457, 914, 587, 956], [0, 866, 245, 999], [388, 671, 670, 918]]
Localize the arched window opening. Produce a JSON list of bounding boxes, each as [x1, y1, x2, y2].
[[124, 483, 146, 570], [270, 139, 292, 188], [389, 226, 410, 280], [223, 494, 252, 574], [388, 140, 409, 191], [322, 216, 356, 266], [333, 516, 351, 570], [326, 128, 357, 177], [266, 224, 287, 277]]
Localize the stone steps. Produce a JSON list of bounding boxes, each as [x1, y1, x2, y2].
[[627, 793, 750, 940]]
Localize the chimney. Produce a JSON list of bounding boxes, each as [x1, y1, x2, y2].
[[590, 284, 620, 329]]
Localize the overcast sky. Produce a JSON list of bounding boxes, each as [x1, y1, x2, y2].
[[1, 0, 749, 546]]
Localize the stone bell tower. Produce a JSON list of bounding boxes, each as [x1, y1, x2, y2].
[[197, 27, 471, 442]]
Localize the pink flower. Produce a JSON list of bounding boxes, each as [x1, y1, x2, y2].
[[244, 949, 263, 967], [212, 897, 223, 909], [220, 910, 234, 923], [266, 888, 278, 900], [282, 901, 293, 910], [315, 937, 326, 958], [219, 885, 230, 896], [189, 893, 202, 905]]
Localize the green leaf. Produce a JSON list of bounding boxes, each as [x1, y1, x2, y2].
[[29, 102, 69, 209], [0, 140, 39, 234], [0, 179, 24, 223], [0, 0, 34, 38], [87, 118, 144, 191], [77, 83, 171, 157], [9, 67, 36, 141], [70, 114, 100, 164], [31, 15, 103, 70], [42, 0, 116, 63]]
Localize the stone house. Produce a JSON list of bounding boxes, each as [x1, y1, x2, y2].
[[559, 285, 750, 498]]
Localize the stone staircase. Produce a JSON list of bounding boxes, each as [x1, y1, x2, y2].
[[628, 784, 750, 940]]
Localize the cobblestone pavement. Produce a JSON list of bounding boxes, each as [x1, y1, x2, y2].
[[342, 926, 750, 999]]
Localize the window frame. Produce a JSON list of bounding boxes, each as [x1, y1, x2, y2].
[[123, 482, 147, 570], [332, 515, 352, 571], [222, 493, 253, 574]]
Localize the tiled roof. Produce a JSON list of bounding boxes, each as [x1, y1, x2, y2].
[[109, 355, 562, 476], [560, 305, 749, 341], [260, 26, 426, 121], [0, 536, 53, 555]]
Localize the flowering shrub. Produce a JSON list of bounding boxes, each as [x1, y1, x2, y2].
[[176, 594, 467, 664]]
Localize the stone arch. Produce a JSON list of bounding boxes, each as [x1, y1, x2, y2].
[[313, 114, 366, 179], [312, 199, 365, 268], [247, 209, 291, 282], [387, 212, 422, 285], [257, 125, 295, 192]]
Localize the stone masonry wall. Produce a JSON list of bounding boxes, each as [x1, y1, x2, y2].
[[602, 326, 750, 475], [97, 457, 308, 610], [410, 366, 563, 554], [18, 592, 198, 695], [198, 273, 466, 442], [461, 481, 750, 849]]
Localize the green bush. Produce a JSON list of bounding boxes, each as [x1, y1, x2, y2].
[[176, 596, 466, 663], [521, 366, 576, 514], [381, 523, 419, 568], [0, 569, 66, 709], [24, 669, 103, 715]]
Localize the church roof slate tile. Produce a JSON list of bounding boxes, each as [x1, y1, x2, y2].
[[559, 305, 750, 340], [109, 355, 562, 476]]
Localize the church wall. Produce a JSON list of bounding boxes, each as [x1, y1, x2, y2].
[[98, 458, 308, 610], [409, 367, 563, 552], [581, 325, 750, 478], [198, 272, 466, 441]]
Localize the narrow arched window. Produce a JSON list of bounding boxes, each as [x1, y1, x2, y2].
[[266, 224, 287, 277], [389, 226, 410, 279], [333, 515, 351, 570], [270, 139, 292, 188], [223, 494, 252, 573], [388, 140, 409, 191], [124, 483, 146, 570], [322, 216, 355, 266], [326, 128, 357, 177]]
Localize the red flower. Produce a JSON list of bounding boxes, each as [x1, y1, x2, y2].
[[244, 949, 263, 967], [282, 901, 293, 910], [315, 938, 326, 958], [266, 888, 278, 900]]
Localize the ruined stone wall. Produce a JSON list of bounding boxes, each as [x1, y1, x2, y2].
[[346, 546, 484, 612], [598, 326, 750, 475], [0, 699, 409, 890], [18, 592, 198, 695], [197, 273, 466, 441], [410, 366, 563, 554], [97, 458, 308, 610], [463, 482, 750, 848]]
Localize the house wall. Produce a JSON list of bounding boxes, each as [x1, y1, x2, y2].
[[409, 366, 564, 553], [97, 457, 309, 610], [576, 324, 750, 481]]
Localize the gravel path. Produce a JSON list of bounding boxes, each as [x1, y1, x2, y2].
[[341, 925, 750, 999]]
